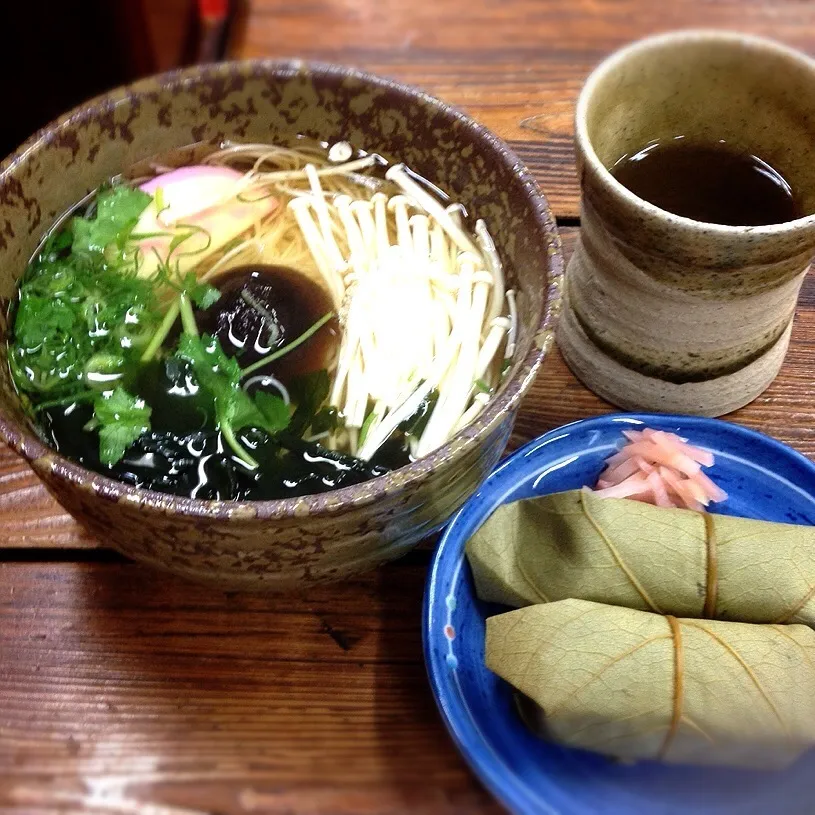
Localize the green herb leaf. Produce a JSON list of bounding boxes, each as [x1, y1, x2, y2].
[[93, 386, 152, 465], [311, 406, 341, 436], [192, 282, 220, 309], [10, 186, 163, 427], [181, 271, 220, 310], [15, 294, 75, 349], [47, 228, 73, 255], [11, 221, 161, 400], [176, 333, 242, 393], [72, 185, 152, 256], [175, 333, 290, 467], [255, 391, 290, 434], [287, 369, 330, 438]]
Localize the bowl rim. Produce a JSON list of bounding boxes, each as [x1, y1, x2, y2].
[[0, 58, 564, 521]]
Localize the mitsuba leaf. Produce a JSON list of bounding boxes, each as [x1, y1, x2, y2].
[[92, 386, 152, 465], [186, 275, 221, 309], [44, 228, 73, 256], [14, 294, 74, 349], [286, 369, 331, 438], [255, 391, 290, 433], [72, 186, 152, 255], [10, 186, 161, 411], [176, 333, 242, 393], [310, 406, 341, 436], [175, 333, 290, 446]]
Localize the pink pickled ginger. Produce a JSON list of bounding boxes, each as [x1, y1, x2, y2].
[[593, 427, 727, 511]]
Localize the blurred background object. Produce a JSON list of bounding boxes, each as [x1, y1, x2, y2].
[[0, 0, 243, 158]]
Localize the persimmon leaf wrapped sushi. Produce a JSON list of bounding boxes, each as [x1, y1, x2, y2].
[[486, 599, 815, 769]]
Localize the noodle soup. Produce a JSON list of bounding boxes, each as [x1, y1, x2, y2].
[[8, 139, 515, 501]]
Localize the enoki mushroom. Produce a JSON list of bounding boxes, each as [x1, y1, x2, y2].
[[191, 144, 519, 460]]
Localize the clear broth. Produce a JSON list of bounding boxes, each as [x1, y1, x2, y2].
[[10, 138, 469, 500]]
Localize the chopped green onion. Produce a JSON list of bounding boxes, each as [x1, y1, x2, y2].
[[241, 311, 334, 378]]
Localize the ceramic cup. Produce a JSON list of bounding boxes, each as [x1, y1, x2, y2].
[[558, 31, 815, 416]]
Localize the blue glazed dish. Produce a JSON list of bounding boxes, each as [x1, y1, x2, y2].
[[423, 413, 815, 815]]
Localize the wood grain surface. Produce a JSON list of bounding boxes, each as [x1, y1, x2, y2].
[[236, 0, 815, 217], [2, 1, 815, 813], [0, 554, 503, 815]]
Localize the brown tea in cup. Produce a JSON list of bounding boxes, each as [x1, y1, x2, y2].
[[611, 138, 802, 226], [558, 31, 815, 416]]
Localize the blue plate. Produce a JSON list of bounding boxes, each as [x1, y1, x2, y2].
[[423, 413, 815, 815]]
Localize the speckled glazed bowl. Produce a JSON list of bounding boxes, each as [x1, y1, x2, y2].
[[0, 61, 562, 591], [559, 31, 815, 416]]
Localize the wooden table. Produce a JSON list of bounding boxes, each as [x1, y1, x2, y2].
[[3, 2, 815, 813]]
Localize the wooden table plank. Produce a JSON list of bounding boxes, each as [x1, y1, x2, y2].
[[0, 556, 501, 815], [0, 456, 96, 549], [0, 229, 812, 550], [236, 0, 815, 217]]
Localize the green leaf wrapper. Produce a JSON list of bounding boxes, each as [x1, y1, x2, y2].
[[486, 599, 815, 769], [466, 488, 815, 625]]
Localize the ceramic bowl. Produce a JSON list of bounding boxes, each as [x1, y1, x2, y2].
[[0, 60, 563, 591]]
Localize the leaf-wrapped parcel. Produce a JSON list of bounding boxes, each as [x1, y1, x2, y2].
[[467, 488, 815, 625], [486, 599, 815, 769]]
